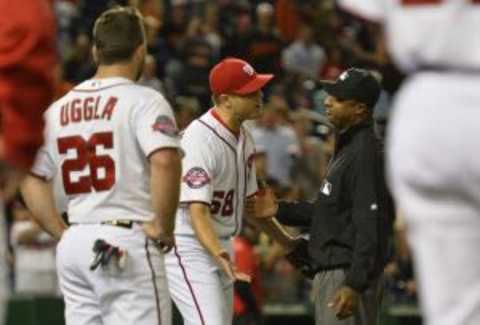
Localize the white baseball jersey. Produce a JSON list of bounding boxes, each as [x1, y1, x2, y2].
[[32, 77, 182, 223], [338, 0, 480, 72], [174, 109, 258, 238]]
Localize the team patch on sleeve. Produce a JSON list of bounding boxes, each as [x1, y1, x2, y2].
[[152, 115, 178, 137], [183, 167, 211, 189]]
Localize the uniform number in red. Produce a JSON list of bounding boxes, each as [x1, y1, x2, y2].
[[58, 132, 116, 195], [211, 190, 235, 217]]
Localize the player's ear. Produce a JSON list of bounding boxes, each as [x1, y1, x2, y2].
[[355, 103, 370, 119], [135, 43, 146, 61], [217, 94, 230, 107], [92, 46, 99, 65]]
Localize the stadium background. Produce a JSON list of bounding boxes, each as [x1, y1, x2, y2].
[[5, 0, 419, 324]]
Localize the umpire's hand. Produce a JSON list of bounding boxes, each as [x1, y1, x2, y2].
[[143, 221, 175, 253], [245, 187, 278, 219], [328, 286, 359, 320]]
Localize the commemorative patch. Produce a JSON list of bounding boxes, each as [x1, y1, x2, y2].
[[183, 167, 211, 189], [152, 115, 178, 137]]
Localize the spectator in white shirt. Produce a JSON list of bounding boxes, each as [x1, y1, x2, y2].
[[282, 24, 327, 80]]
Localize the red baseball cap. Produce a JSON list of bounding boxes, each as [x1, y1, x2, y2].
[[209, 58, 274, 95]]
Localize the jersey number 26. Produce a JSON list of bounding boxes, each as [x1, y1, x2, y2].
[[58, 132, 116, 195]]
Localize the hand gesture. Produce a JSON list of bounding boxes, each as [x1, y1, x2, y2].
[[143, 220, 175, 254], [328, 286, 359, 320], [214, 251, 251, 283], [245, 187, 278, 219]]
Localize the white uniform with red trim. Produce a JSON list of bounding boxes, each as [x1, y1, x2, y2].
[[165, 109, 258, 325], [338, 1, 480, 325], [31, 77, 182, 325]]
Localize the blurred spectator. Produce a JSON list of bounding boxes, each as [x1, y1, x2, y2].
[[53, 64, 74, 100], [138, 54, 166, 94], [165, 34, 214, 110], [161, 1, 189, 55], [320, 46, 345, 80], [384, 213, 417, 304], [244, 2, 284, 74], [234, 222, 264, 325], [174, 96, 201, 130], [290, 110, 328, 197], [74, 0, 129, 35], [203, 2, 223, 59], [10, 195, 57, 295], [55, 0, 79, 57], [132, 0, 163, 19], [250, 105, 300, 186], [144, 14, 171, 79], [63, 33, 95, 83], [222, 8, 252, 59], [282, 24, 327, 80]]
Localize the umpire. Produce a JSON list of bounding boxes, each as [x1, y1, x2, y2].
[[249, 68, 394, 325]]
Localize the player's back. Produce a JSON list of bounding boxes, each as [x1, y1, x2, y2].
[[38, 77, 179, 223], [339, 0, 480, 72]]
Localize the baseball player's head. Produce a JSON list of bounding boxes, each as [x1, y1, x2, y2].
[[209, 57, 274, 123], [92, 6, 146, 81], [321, 68, 381, 130]]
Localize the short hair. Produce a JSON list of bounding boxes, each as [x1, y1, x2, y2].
[[93, 6, 145, 65]]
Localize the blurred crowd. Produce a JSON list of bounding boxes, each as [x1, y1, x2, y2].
[[5, 0, 416, 322]]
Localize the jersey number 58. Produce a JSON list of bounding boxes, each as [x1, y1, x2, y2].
[[58, 132, 116, 195], [211, 190, 235, 217]]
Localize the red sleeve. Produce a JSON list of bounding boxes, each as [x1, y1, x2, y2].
[[0, 0, 57, 170]]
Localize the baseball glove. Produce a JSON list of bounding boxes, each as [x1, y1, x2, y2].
[[285, 238, 317, 279]]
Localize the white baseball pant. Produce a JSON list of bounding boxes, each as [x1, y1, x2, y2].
[[388, 72, 480, 325], [165, 235, 234, 325], [56, 223, 171, 325]]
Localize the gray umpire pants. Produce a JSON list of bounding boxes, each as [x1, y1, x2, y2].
[[312, 269, 384, 325]]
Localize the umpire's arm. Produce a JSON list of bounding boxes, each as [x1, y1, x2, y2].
[[276, 201, 314, 227], [344, 141, 381, 292]]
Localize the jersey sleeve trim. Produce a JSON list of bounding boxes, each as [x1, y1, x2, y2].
[[146, 146, 185, 160], [28, 171, 49, 181], [179, 200, 211, 206], [246, 191, 259, 199]]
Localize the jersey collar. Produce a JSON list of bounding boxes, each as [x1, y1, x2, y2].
[[73, 77, 134, 91]]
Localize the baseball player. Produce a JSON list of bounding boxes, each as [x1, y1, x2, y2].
[[0, 0, 56, 322], [165, 57, 298, 325], [20, 7, 182, 325], [338, 1, 480, 325]]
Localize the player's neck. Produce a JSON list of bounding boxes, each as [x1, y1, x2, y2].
[[94, 64, 137, 82], [212, 107, 241, 135]]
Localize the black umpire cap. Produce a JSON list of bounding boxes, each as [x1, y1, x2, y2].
[[320, 68, 381, 109]]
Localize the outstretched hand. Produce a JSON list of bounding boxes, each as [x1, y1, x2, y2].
[[245, 187, 278, 219]]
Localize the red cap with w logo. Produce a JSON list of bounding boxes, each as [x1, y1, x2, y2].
[[209, 57, 274, 95]]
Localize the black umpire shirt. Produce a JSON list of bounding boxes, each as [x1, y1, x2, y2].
[[276, 121, 394, 292]]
